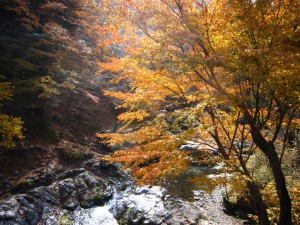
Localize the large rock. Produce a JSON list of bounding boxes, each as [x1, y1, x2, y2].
[[0, 198, 19, 220], [0, 194, 49, 225], [0, 167, 118, 225]]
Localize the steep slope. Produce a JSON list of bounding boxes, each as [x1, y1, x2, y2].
[[0, 83, 117, 197]]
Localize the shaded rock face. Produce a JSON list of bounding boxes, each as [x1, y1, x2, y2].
[[43, 87, 117, 145], [0, 158, 128, 225]]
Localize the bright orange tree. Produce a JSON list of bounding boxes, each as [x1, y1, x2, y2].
[[99, 0, 299, 224]]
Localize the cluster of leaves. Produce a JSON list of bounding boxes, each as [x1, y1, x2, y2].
[[0, 82, 23, 148], [100, 119, 191, 184], [0, 114, 23, 148]]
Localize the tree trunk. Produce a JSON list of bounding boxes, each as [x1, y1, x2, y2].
[[250, 127, 292, 224], [265, 143, 292, 225], [247, 181, 270, 225]]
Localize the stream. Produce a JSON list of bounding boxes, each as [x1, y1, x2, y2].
[[72, 186, 166, 225], [71, 164, 243, 225]]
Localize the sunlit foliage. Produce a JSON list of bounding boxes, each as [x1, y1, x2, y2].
[[99, 0, 299, 224]]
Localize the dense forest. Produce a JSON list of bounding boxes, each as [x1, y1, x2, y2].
[[0, 0, 299, 224]]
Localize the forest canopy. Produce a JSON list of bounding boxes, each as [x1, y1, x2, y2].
[[98, 0, 300, 224]]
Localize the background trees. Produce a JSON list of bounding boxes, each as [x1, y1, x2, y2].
[[0, 0, 119, 148], [99, 0, 300, 224]]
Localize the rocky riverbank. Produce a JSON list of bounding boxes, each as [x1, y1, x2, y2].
[[0, 153, 244, 225], [0, 157, 123, 224]]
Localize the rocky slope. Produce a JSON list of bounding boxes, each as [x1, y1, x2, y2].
[[0, 83, 117, 197], [0, 158, 124, 224]]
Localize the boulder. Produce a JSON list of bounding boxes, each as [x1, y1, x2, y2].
[[0, 167, 118, 224]]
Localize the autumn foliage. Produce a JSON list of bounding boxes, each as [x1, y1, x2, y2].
[[0, 82, 23, 148], [99, 0, 299, 224], [0, 0, 299, 223]]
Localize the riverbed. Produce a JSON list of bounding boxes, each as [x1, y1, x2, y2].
[[71, 165, 243, 225]]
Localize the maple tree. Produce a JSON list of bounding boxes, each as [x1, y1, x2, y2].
[[99, 0, 300, 224]]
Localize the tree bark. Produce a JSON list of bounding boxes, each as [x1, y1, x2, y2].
[[265, 143, 292, 225], [248, 118, 292, 224]]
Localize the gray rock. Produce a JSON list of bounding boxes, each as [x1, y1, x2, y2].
[[63, 198, 79, 210], [75, 179, 88, 195], [59, 168, 86, 180], [0, 198, 19, 219], [57, 178, 76, 199], [29, 187, 59, 205], [163, 201, 203, 225], [46, 216, 59, 225], [76, 172, 98, 187], [108, 186, 204, 225]]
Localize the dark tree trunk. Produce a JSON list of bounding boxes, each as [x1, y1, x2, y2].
[[247, 181, 270, 225], [248, 119, 292, 224], [264, 143, 292, 225]]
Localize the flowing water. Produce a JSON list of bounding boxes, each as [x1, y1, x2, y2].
[[72, 186, 167, 224], [72, 206, 118, 225], [71, 165, 229, 224]]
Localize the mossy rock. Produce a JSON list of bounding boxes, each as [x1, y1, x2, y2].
[[59, 212, 72, 225], [92, 193, 109, 206]]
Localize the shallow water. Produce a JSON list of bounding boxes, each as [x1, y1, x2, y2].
[[163, 165, 223, 200], [71, 165, 226, 224]]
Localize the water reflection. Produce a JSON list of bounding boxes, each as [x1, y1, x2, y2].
[[163, 166, 223, 200]]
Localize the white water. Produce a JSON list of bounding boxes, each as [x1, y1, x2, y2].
[[71, 166, 243, 225], [72, 186, 166, 225], [72, 206, 118, 225]]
